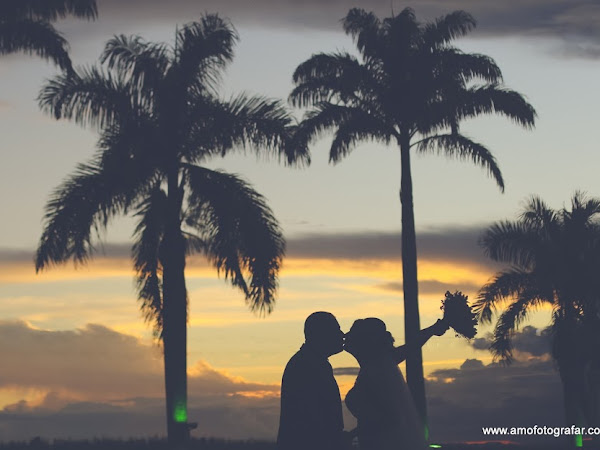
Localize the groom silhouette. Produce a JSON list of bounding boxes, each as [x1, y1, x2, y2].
[[277, 312, 347, 450]]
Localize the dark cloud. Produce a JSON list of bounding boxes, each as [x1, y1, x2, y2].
[[287, 225, 499, 270], [332, 367, 360, 376], [471, 325, 553, 358], [0, 320, 281, 440], [0, 243, 129, 264], [377, 279, 483, 295], [64, 0, 600, 58], [0, 248, 33, 263], [0, 225, 499, 269], [427, 356, 564, 443], [0, 357, 567, 443], [0, 320, 162, 398], [0, 320, 277, 400], [0, 395, 281, 442]]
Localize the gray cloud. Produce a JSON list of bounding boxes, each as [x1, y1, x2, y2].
[[332, 367, 360, 376], [0, 320, 277, 400], [61, 0, 600, 58], [0, 395, 281, 442], [0, 243, 130, 264], [0, 225, 499, 270], [471, 325, 553, 358], [0, 355, 565, 443], [427, 357, 564, 443], [0, 248, 33, 263], [0, 320, 281, 440], [377, 279, 483, 295], [287, 225, 499, 270]]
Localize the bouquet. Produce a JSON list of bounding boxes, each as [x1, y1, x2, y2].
[[440, 290, 478, 339]]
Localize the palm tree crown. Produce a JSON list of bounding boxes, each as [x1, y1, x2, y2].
[[35, 14, 307, 445], [290, 7, 536, 438], [36, 15, 306, 322], [291, 8, 535, 177], [475, 193, 600, 434], [0, 0, 97, 72], [475, 193, 600, 360]]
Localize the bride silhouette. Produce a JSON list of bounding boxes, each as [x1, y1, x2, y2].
[[344, 318, 444, 450]]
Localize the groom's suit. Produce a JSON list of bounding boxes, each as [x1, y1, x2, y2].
[[277, 344, 345, 450]]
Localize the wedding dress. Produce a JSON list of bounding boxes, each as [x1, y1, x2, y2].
[[345, 356, 426, 450]]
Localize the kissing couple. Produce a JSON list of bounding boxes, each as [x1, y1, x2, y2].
[[277, 312, 449, 450]]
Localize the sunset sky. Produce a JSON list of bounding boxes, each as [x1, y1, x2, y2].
[[1, 0, 599, 444]]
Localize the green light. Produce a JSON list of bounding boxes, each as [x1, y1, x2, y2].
[[575, 433, 583, 448], [429, 445, 442, 448], [173, 401, 187, 423]]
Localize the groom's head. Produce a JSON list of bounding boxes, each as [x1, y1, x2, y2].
[[304, 312, 344, 356]]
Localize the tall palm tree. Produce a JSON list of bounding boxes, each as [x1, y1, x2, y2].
[[0, 0, 97, 73], [475, 193, 600, 447], [290, 8, 536, 437], [35, 15, 307, 447]]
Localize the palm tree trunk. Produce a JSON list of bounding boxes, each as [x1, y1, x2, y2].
[[399, 135, 428, 441], [559, 361, 587, 448], [162, 169, 189, 449]]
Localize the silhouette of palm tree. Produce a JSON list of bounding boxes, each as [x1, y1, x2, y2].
[[290, 7, 536, 436], [35, 14, 307, 447], [0, 0, 97, 73], [475, 193, 600, 446]]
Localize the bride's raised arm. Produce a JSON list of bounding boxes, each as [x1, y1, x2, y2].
[[391, 319, 449, 364]]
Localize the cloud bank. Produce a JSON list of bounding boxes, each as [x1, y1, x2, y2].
[[0, 322, 567, 443], [427, 356, 563, 443], [0, 321, 279, 440], [67, 0, 600, 58]]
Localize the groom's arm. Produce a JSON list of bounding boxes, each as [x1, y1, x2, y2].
[[392, 319, 449, 364]]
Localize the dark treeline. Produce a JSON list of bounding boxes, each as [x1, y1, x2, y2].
[[0, 438, 275, 450], [0, 437, 596, 450]]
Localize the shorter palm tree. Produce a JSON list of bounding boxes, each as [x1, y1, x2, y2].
[[35, 14, 307, 447], [475, 193, 600, 444], [0, 0, 97, 72]]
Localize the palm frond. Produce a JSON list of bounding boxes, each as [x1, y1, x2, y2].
[[185, 93, 309, 167], [38, 65, 138, 129], [381, 8, 422, 66], [474, 269, 536, 324], [36, 123, 159, 271], [184, 165, 285, 314], [174, 14, 237, 92], [295, 102, 389, 157], [290, 52, 378, 108], [421, 10, 476, 49], [36, 162, 129, 270], [490, 295, 543, 363], [415, 133, 504, 191], [329, 111, 393, 163], [566, 191, 600, 226], [0, 19, 72, 72], [437, 49, 503, 84], [520, 196, 557, 230], [101, 34, 170, 97], [456, 85, 536, 129], [0, 0, 97, 21], [132, 186, 167, 338], [479, 220, 540, 268], [342, 8, 383, 59]]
